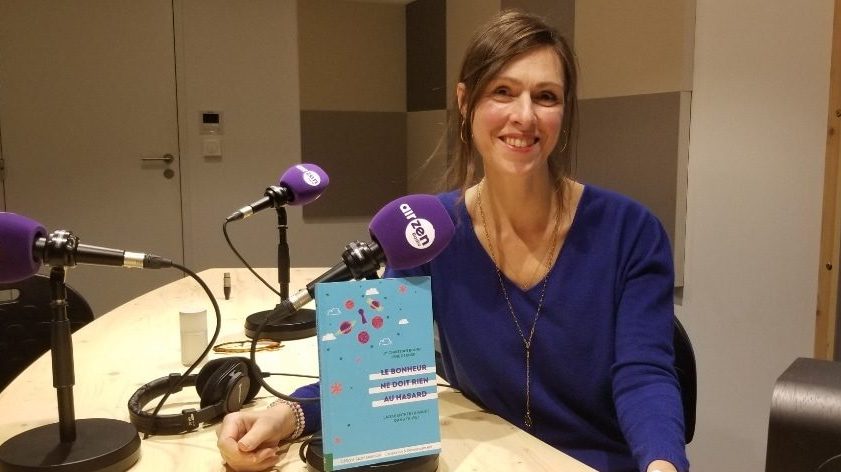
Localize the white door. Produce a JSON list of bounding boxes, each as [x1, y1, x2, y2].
[[0, 0, 183, 315]]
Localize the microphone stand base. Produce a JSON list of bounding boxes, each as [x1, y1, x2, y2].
[[244, 307, 316, 341], [0, 418, 140, 472], [303, 436, 438, 472]]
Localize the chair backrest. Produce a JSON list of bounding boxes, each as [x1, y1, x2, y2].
[[0, 274, 94, 391], [673, 316, 697, 444]]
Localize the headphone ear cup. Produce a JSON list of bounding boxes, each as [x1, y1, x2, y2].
[[195, 358, 232, 394], [240, 358, 263, 402], [196, 358, 243, 408]]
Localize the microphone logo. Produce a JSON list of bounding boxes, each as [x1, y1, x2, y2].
[[296, 165, 322, 187], [400, 203, 435, 249]]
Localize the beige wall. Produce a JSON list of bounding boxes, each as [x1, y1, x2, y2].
[[682, 1, 832, 469], [446, 0, 501, 106], [178, 0, 301, 272], [178, 0, 372, 273], [1, 5, 836, 470], [570, 0, 694, 285], [299, 0, 406, 112], [298, 0, 409, 218], [575, 0, 695, 99], [407, 110, 448, 194]]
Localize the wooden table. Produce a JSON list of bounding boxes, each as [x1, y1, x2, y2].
[[0, 268, 594, 471]]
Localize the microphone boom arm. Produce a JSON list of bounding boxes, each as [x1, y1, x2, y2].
[[33, 230, 171, 269], [286, 240, 385, 311]]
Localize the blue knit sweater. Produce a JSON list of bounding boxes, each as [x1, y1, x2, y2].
[[292, 186, 689, 472]]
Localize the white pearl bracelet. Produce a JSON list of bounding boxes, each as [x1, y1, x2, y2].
[[268, 398, 305, 441]]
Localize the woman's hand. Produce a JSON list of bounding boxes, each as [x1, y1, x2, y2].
[[216, 402, 296, 472], [647, 459, 679, 472]]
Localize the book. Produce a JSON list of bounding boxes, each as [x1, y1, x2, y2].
[[315, 276, 441, 471]]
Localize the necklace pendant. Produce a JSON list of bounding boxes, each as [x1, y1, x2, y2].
[[525, 412, 532, 428]]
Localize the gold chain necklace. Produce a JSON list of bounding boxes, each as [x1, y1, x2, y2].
[[476, 181, 561, 428]]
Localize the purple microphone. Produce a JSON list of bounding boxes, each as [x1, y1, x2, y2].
[[0, 212, 173, 283], [0, 213, 47, 284], [367, 194, 453, 270], [281, 194, 455, 313], [226, 163, 329, 221]]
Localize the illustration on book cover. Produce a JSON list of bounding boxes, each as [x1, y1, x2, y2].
[[315, 276, 441, 471]]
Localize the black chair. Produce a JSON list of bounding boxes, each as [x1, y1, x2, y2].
[[673, 316, 696, 444], [0, 274, 94, 391]]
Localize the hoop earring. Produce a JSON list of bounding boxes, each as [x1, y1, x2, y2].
[[460, 117, 468, 144]]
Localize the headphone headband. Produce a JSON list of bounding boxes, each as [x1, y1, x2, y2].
[[127, 357, 261, 436], [128, 373, 225, 435]]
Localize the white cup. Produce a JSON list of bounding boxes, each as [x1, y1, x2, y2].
[[180, 307, 208, 366]]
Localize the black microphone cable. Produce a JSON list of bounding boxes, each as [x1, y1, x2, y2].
[[142, 261, 223, 439], [298, 432, 323, 464], [222, 219, 281, 297], [264, 372, 319, 380], [244, 290, 456, 402], [222, 223, 455, 404], [221, 220, 320, 403], [247, 298, 320, 403]]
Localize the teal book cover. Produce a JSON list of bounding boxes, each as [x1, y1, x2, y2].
[[315, 276, 441, 471]]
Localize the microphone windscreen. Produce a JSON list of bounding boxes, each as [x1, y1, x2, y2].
[[0, 212, 46, 283], [369, 194, 455, 270], [280, 163, 329, 206]]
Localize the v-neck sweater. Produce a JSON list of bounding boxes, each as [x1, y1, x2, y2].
[[292, 185, 689, 472]]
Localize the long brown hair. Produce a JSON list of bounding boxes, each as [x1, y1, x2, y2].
[[446, 9, 578, 197]]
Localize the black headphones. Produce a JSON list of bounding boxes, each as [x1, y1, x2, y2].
[[128, 357, 264, 435]]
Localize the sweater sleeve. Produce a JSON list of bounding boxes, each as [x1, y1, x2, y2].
[[290, 382, 321, 436], [611, 212, 690, 472]]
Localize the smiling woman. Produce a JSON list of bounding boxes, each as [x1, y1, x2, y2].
[[218, 9, 690, 472], [386, 11, 687, 472], [459, 46, 565, 181], [449, 10, 578, 198], [297, 1, 692, 292]]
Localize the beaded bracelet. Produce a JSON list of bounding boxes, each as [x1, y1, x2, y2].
[[269, 398, 305, 441]]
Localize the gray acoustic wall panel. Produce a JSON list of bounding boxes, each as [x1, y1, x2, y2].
[[502, 0, 575, 43], [407, 109, 448, 194], [407, 0, 446, 112], [576, 92, 681, 246], [301, 110, 407, 218]]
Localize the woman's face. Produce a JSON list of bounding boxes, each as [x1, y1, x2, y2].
[[460, 46, 565, 179]]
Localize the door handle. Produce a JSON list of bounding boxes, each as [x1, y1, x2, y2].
[[141, 154, 174, 164]]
